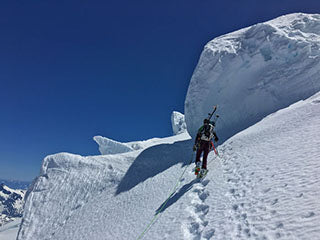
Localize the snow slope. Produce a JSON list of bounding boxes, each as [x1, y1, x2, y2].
[[185, 13, 320, 142], [18, 92, 320, 240], [0, 218, 21, 240]]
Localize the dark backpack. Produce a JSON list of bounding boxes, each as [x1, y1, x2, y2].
[[198, 123, 214, 141], [203, 124, 212, 138]]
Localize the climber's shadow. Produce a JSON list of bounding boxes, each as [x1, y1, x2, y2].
[[155, 179, 198, 214]]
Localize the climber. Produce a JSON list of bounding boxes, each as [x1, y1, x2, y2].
[[193, 118, 219, 177]]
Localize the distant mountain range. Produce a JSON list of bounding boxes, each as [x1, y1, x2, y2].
[[0, 184, 26, 227], [0, 179, 31, 190]]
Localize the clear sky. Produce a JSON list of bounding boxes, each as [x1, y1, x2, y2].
[[1, 0, 319, 181]]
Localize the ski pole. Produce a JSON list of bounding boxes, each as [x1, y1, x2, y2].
[[212, 142, 219, 156]]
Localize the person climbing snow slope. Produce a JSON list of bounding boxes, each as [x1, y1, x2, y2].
[[193, 118, 219, 177]]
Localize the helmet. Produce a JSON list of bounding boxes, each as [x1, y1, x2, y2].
[[203, 118, 210, 124]]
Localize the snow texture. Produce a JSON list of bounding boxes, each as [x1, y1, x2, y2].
[[18, 91, 320, 240], [94, 111, 187, 155], [94, 132, 190, 155], [171, 111, 187, 135], [17, 13, 320, 240], [93, 136, 134, 155], [0, 218, 21, 240], [185, 13, 320, 142]]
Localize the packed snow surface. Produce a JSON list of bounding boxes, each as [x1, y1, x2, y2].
[[0, 218, 21, 240], [93, 136, 135, 155], [185, 13, 320, 141], [18, 92, 320, 239]]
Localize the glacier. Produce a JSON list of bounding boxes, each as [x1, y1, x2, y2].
[[17, 13, 320, 240]]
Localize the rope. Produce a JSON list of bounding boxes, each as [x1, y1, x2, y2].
[[136, 152, 195, 240]]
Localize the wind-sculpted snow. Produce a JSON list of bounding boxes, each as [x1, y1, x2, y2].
[[17, 152, 137, 239], [94, 112, 188, 155], [185, 13, 320, 142], [17, 133, 191, 240], [94, 132, 190, 155], [93, 136, 134, 154], [171, 111, 187, 135]]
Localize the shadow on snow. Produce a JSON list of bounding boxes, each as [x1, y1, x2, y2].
[[155, 178, 199, 214], [115, 139, 193, 195]]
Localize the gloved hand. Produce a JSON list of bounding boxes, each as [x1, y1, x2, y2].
[[193, 145, 197, 151], [214, 136, 219, 142]]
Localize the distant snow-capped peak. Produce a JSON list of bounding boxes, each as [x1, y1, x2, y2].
[[0, 184, 25, 226]]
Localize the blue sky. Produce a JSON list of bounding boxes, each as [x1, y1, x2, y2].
[[1, 0, 319, 181]]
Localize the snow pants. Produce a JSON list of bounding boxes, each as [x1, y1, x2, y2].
[[195, 140, 210, 169]]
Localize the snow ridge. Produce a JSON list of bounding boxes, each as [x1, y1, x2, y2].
[[205, 92, 320, 239]]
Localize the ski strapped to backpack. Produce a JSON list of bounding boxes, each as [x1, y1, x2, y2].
[[208, 105, 220, 128], [207, 105, 217, 121], [196, 105, 220, 147]]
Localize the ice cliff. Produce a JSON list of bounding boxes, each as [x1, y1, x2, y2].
[[185, 13, 320, 141]]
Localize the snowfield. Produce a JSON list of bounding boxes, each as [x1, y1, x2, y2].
[[17, 13, 320, 240], [0, 218, 21, 240]]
